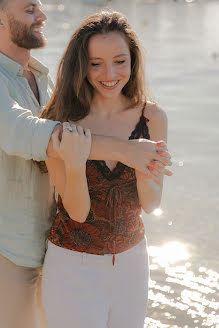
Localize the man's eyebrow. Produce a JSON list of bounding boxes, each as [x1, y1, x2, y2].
[[24, 1, 42, 8]]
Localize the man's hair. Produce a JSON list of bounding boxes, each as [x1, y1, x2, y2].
[[0, 0, 8, 10]]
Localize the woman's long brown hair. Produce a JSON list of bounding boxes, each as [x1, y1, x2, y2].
[[40, 10, 147, 122]]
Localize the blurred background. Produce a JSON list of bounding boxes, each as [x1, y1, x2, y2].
[[33, 0, 219, 327]]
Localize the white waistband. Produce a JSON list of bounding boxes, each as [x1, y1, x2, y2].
[[46, 238, 147, 266]]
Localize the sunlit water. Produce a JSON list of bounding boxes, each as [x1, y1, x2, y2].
[[33, 0, 219, 326], [145, 241, 219, 327]]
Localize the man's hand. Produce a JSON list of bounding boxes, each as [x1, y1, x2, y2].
[[46, 124, 62, 159]]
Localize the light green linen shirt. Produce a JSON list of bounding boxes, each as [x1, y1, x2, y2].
[[0, 53, 59, 267]]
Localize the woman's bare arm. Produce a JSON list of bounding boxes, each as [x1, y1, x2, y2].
[[46, 124, 91, 223], [136, 103, 172, 213]]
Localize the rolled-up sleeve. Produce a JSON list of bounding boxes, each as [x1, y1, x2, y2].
[[0, 82, 59, 161]]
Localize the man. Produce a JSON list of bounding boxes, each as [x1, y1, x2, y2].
[[0, 0, 171, 327]]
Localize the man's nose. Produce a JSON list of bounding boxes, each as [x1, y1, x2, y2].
[[36, 8, 47, 23]]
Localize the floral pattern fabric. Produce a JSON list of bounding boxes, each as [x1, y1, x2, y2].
[[48, 108, 150, 255]]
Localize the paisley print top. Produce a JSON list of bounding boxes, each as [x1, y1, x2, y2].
[[48, 106, 150, 256]]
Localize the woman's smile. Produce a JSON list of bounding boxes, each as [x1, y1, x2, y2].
[[99, 80, 120, 89]]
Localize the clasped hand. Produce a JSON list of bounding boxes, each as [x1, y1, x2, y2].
[[52, 122, 91, 169], [127, 139, 172, 184]]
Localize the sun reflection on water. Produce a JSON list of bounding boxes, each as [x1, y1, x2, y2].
[[150, 242, 190, 267], [153, 208, 163, 217], [144, 242, 219, 328]]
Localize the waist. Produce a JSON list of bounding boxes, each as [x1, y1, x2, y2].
[[48, 211, 145, 255], [46, 237, 147, 266]]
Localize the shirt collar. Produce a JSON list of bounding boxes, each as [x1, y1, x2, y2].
[[0, 52, 49, 77]]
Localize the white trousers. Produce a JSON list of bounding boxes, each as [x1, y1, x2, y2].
[[42, 239, 149, 328]]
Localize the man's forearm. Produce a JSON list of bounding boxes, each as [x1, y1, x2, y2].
[[89, 135, 130, 164], [47, 131, 131, 164]]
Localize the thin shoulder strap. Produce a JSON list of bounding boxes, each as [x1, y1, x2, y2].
[[141, 102, 147, 116], [129, 102, 150, 140], [141, 101, 149, 122]]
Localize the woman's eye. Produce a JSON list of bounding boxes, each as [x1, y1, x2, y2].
[[91, 63, 100, 67], [116, 60, 126, 64]]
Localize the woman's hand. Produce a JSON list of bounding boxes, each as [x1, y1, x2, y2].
[[52, 122, 91, 169], [135, 160, 172, 186], [124, 139, 172, 183], [134, 140, 172, 211]]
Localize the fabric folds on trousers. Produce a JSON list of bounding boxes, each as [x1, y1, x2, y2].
[[42, 238, 149, 328]]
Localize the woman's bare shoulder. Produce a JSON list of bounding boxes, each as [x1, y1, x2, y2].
[[144, 101, 167, 123]]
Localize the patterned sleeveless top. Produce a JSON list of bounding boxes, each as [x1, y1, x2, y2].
[[48, 106, 150, 259]]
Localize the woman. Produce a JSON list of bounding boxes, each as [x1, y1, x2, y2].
[[41, 10, 172, 328]]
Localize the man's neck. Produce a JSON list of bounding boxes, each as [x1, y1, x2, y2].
[[0, 42, 30, 69]]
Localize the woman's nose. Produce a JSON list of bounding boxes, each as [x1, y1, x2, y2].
[[104, 64, 116, 80]]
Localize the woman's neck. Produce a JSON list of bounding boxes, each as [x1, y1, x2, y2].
[[90, 94, 131, 118]]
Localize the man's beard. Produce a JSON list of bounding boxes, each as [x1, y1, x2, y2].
[[8, 14, 47, 49]]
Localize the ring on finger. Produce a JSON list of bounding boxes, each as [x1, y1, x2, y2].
[[63, 126, 73, 132]]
